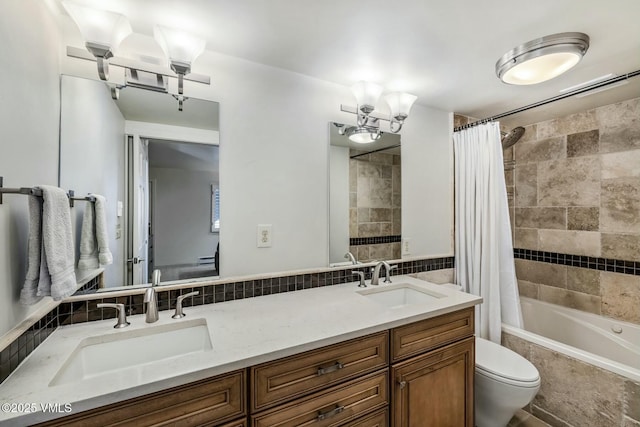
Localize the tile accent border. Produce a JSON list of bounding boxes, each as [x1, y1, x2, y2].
[[0, 256, 454, 384], [514, 248, 639, 276], [350, 235, 402, 246]]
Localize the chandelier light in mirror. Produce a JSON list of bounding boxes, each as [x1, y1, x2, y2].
[[62, 1, 132, 81], [340, 81, 417, 143], [496, 32, 590, 85], [154, 26, 206, 111]]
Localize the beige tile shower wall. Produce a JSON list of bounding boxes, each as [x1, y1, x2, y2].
[[512, 97, 640, 324], [349, 150, 402, 262]]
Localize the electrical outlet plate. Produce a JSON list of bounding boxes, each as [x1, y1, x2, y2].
[[402, 238, 411, 255], [257, 224, 272, 248]]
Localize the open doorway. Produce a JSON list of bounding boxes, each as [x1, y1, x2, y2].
[[126, 137, 220, 284]]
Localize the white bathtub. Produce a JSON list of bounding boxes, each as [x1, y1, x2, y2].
[[502, 297, 640, 383]]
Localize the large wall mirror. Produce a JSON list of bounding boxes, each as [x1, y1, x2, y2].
[[329, 122, 402, 266], [59, 75, 220, 290]]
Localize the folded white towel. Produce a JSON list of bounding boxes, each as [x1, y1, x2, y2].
[[93, 195, 112, 266], [77, 200, 99, 270], [21, 186, 77, 304], [19, 196, 44, 305], [39, 186, 77, 300]]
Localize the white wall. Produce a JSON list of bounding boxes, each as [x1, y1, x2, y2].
[[329, 146, 350, 264], [59, 76, 126, 287], [0, 1, 61, 337], [149, 167, 219, 266]]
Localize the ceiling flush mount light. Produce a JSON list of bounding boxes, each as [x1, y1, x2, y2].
[[339, 81, 417, 143], [62, 1, 132, 80], [496, 32, 590, 85], [154, 26, 206, 111]]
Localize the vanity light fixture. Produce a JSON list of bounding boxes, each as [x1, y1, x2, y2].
[[496, 32, 590, 85], [339, 81, 417, 143], [154, 26, 206, 111], [62, 1, 132, 81]]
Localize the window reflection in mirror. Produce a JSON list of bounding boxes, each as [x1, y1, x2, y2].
[[59, 75, 220, 289], [328, 123, 401, 266]]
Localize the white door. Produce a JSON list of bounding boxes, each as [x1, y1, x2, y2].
[[130, 136, 150, 284]]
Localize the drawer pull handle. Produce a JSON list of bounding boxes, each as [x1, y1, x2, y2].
[[317, 361, 344, 376], [398, 380, 407, 389], [317, 404, 345, 421]]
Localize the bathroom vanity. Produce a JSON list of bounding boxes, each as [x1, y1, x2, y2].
[[0, 276, 480, 426]]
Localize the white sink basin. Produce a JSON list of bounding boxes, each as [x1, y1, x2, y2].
[[357, 283, 446, 309], [50, 318, 212, 386]]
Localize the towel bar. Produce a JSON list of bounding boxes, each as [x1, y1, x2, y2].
[[0, 176, 96, 206]]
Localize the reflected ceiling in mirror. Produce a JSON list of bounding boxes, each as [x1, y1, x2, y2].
[[329, 122, 402, 267], [114, 87, 219, 131], [59, 74, 220, 293]]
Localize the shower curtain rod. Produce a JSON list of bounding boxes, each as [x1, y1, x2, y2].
[[350, 143, 401, 159], [454, 69, 640, 132]]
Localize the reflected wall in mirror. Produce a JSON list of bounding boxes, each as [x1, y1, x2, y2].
[[329, 123, 401, 266], [59, 75, 219, 289]]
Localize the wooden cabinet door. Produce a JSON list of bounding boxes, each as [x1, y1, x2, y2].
[[391, 337, 474, 427]]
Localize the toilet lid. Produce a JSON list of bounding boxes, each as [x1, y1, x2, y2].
[[475, 337, 539, 384]]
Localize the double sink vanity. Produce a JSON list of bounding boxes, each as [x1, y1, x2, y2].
[[0, 275, 481, 426]]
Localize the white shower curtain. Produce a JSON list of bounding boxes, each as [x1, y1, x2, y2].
[[453, 122, 522, 343]]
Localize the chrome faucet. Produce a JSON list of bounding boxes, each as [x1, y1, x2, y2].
[[97, 303, 130, 328], [371, 261, 397, 285], [344, 252, 358, 265], [144, 269, 161, 323]]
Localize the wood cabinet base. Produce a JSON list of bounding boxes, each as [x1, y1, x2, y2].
[[391, 337, 475, 427]]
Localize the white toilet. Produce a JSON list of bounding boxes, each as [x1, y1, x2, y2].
[[475, 337, 541, 427]]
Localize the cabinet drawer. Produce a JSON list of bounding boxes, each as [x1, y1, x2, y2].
[[251, 332, 388, 411], [252, 370, 388, 427], [391, 307, 474, 362], [342, 408, 388, 427], [36, 370, 246, 427], [219, 419, 248, 427]]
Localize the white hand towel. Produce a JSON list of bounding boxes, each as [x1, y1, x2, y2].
[[19, 196, 45, 305], [77, 201, 99, 270], [38, 186, 77, 300], [93, 195, 113, 266]]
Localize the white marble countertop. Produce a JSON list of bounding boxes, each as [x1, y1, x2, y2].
[[0, 275, 481, 426]]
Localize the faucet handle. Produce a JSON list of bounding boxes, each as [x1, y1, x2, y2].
[[352, 271, 366, 288], [97, 303, 130, 329], [384, 265, 398, 283], [172, 291, 200, 319]]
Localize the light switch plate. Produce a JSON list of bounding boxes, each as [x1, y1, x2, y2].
[[257, 224, 272, 248]]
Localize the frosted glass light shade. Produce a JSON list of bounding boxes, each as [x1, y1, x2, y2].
[[496, 32, 589, 85], [384, 92, 418, 120], [62, 1, 131, 50], [348, 127, 381, 144], [154, 26, 206, 67], [351, 81, 383, 109], [501, 52, 581, 85]]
